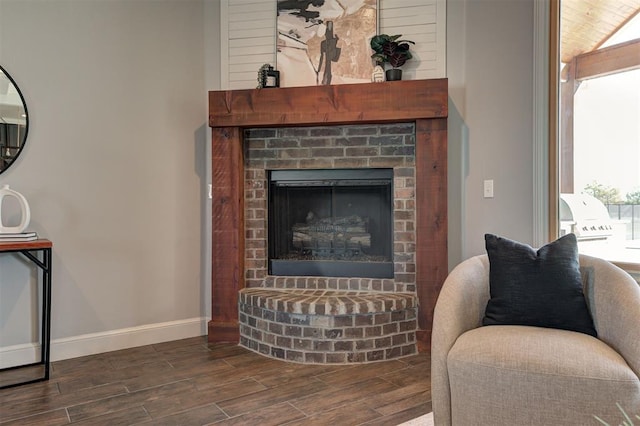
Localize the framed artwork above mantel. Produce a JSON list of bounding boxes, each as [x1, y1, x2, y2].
[[276, 0, 378, 87]]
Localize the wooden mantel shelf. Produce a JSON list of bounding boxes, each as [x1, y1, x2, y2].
[[209, 79, 448, 128], [208, 79, 448, 348]]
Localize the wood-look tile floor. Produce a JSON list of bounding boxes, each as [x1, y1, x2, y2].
[[0, 336, 431, 425]]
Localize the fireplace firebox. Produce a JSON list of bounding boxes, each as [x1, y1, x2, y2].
[[268, 168, 394, 278]]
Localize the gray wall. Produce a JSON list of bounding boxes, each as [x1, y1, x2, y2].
[[448, 0, 534, 261], [0, 0, 536, 359], [0, 0, 213, 355]]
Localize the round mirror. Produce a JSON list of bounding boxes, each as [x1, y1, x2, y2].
[[0, 65, 29, 175]]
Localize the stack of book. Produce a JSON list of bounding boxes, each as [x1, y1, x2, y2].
[[0, 231, 38, 242]]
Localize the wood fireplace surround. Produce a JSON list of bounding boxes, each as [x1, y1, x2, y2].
[[208, 78, 448, 347]]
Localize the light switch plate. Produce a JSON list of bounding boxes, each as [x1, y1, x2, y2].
[[484, 179, 494, 198]]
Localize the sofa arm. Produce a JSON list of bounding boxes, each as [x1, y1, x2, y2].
[[431, 255, 491, 426], [580, 254, 640, 378]]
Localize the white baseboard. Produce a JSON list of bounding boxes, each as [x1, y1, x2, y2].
[[0, 317, 208, 369], [0, 342, 39, 370]]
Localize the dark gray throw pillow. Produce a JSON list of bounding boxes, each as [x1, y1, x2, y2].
[[483, 233, 597, 337]]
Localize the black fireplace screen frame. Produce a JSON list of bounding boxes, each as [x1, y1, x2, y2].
[[268, 168, 394, 278]]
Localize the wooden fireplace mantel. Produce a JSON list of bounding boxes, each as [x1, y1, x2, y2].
[[210, 79, 447, 128], [208, 79, 448, 346]]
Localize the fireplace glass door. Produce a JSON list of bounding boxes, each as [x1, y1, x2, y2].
[[268, 169, 393, 278]]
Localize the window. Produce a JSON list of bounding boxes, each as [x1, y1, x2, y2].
[[550, 1, 640, 274]]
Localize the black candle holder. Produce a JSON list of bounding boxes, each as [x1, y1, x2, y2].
[[257, 64, 280, 89]]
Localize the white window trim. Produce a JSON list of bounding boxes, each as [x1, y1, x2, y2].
[[533, 0, 550, 248]]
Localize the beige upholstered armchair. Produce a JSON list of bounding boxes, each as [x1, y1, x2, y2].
[[432, 253, 640, 425]]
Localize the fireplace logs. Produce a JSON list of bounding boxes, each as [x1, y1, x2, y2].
[[292, 214, 371, 257]]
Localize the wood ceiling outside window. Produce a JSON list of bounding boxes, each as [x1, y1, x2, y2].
[[557, 0, 640, 194]]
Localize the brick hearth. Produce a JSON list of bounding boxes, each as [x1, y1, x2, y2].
[[239, 288, 417, 363]]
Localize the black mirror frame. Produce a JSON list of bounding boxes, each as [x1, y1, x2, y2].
[[0, 64, 29, 176]]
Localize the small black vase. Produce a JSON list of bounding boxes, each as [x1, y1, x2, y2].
[[385, 69, 402, 81]]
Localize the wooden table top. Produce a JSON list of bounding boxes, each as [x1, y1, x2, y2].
[[0, 239, 53, 251]]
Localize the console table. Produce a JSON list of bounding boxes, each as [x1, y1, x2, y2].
[[0, 239, 52, 389]]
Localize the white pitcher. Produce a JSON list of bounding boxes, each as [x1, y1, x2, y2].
[[0, 184, 31, 233]]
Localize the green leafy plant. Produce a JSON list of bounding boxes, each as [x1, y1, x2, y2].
[[583, 181, 622, 205], [626, 189, 640, 204], [370, 34, 415, 69]]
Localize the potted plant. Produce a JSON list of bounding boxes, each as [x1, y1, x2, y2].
[[370, 34, 415, 81]]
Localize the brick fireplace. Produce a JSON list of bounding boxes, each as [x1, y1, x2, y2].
[[245, 124, 416, 285], [208, 79, 448, 350]]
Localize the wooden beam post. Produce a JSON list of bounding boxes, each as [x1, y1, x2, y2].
[[209, 126, 244, 342], [415, 118, 448, 347]]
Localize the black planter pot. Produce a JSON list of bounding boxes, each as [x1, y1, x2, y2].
[[385, 69, 402, 81]]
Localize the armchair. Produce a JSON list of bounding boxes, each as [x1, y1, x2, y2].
[[432, 254, 640, 425]]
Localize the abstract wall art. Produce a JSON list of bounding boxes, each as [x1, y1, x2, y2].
[[276, 0, 378, 87]]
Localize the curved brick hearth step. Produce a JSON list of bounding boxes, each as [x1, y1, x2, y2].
[[239, 288, 417, 315], [238, 288, 418, 364]]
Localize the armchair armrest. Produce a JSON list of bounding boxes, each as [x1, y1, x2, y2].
[[431, 255, 491, 426], [580, 254, 640, 377]]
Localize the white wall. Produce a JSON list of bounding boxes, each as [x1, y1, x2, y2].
[[0, 0, 213, 364], [448, 0, 535, 259]]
